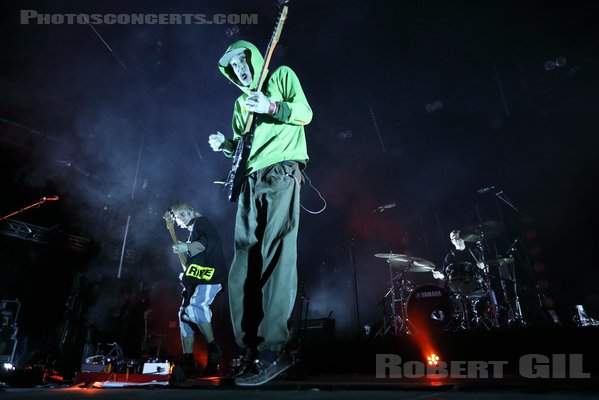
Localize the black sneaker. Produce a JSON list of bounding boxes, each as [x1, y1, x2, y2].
[[203, 343, 223, 376], [172, 355, 200, 381], [230, 348, 258, 379], [234, 351, 292, 386]]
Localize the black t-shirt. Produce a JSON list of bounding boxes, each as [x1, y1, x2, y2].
[[180, 216, 227, 288], [442, 245, 483, 274]]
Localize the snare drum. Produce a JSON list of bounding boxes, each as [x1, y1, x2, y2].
[[406, 285, 458, 333]]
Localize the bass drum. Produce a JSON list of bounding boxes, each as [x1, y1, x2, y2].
[[406, 285, 459, 334]]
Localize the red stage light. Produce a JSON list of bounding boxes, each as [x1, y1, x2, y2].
[[426, 353, 440, 366]]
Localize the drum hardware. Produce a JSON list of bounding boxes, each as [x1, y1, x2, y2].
[[373, 253, 437, 336], [479, 263, 500, 328], [428, 270, 470, 332], [486, 257, 514, 267], [459, 220, 503, 243], [451, 292, 471, 331], [443, 258, 491, 330], [500, 252, 528, 328], [388, 255, 436, 273], [374, 253, 402, 259], [486, 241, 529, 328], [406, 284, 463, 334], [373, 252, 475, 336], [574, 305, 599, 327], [449, 290, 500, 331], [445, 262, 487, 295], [386, 255, 436, 335], [373, 253, 415, 336], [447, 246, 530, 329], [458, 224, 501, 328], [375, 281, 399, 337], [373, 244, 536, 333], [374, 253, 436, 273], [491, 258, 525, 328], [498, 278, 517, 324], [391, 271, 413, 335], [466, 294, 497, 330], [512, 285, 527, 327]]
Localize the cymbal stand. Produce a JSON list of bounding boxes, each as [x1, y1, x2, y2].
[[452, 292, 471, 331], [507, 259, 528, 327], [475, 233, 500, 328], [379, 262, 411, 336], [388, 262, 399, 335], [394, 267, 413, 335], [499, 278, 516, 322], [375, 281, 395, 337], [492, 189, 530, 327], [493, 257, 516, 325]]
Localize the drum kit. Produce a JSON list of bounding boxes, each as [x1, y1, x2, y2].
[[373, 220, 528, 337]]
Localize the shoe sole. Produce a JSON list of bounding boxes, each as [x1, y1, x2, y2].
[[234, 363, 292, 387]]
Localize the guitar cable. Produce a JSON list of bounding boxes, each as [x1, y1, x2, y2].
[[287, 167, 327, 215]]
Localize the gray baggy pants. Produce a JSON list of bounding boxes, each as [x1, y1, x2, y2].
[[228, 161, 301, 353]]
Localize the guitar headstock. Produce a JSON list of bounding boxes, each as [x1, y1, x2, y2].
[[163, 209, 176, 224], [272, 2, 289, 44]]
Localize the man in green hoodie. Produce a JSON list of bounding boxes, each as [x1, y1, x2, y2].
[[208, 39, 312, 386]]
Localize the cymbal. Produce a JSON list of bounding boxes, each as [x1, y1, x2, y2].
[[460, 220, 503, 242], [374, 253, 403, 259], [388, 255, 436, 272], [486, 257, 514, 266]]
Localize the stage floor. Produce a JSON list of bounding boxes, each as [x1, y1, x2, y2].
[[2, 326, 599, 399], [2, 375, 599, 400]]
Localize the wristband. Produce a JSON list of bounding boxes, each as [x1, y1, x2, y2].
[[268, 101, 277, 115]]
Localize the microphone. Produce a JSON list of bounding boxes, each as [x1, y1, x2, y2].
[[373, 203, 396, 212], [43, 195, 60, 201], [476, 186, 495, 194]]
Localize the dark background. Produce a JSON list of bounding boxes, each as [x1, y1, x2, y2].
[[1, 0, 598, 374]]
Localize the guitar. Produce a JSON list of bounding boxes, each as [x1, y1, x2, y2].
[[162, 209, 187, 273], [224, 2, 289, 203]]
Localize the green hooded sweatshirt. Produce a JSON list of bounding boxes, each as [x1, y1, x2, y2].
[[218, 40, 312, 174]]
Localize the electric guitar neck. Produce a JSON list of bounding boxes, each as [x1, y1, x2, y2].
[[163, 210, 187, 272], [224, 3, 289, 203]]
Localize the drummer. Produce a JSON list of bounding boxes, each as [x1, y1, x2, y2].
[[432, 230, 485, 281]]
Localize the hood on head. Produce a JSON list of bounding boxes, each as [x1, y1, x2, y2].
[[218, 40, 265, 93]]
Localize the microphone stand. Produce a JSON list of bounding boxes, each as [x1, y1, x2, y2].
[[506, 242, 528, 327], [475, 232, 499, 328], [494, 190, 519, 214], [493, 189, 529, 327], [349, 237, 361, 338]]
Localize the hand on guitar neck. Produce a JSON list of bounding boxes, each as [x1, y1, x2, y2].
[[211, 4, 290, 203], [246, 91, 277, 115]]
